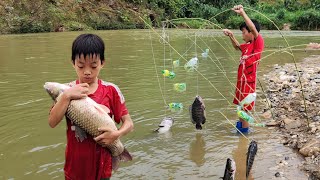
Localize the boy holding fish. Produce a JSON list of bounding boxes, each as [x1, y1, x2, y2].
[[48, 34, 134, 180], [223, 5, 264, 132]]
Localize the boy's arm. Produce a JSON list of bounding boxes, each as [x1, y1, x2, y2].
[[48, 94, 71, 128], [48, 83, 89, 128], [223, 29, 241, 50], [117, 114, 134, 137], [232, 5, 259, 38]]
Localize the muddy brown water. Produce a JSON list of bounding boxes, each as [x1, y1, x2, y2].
[[1, 29, 319, 179]]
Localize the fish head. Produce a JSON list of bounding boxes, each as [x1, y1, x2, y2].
[[159, 117, 174, 127], [194, 96, 205, 108], [44, 82, 69, 101], [226, 158, 236, 177]]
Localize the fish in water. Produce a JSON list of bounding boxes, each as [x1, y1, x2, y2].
[[44, 82, 132, 170], [246, 140, 258, 178], [221, 158, 236, 180], [155, 117, 174, 133], [189, 95, 206, 130]]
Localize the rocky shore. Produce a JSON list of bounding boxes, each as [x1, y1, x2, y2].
[[263, 55, 320, 179]]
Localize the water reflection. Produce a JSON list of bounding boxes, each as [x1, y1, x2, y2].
[[189, 133, 206, 166], [233, 136, 254, 180]]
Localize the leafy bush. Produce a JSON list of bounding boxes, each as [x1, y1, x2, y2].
[[294, 9, 320, 30]]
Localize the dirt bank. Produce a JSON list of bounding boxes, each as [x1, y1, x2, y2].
[[263, 55, 320, 179]]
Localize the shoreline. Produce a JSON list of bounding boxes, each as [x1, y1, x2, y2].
[[263, 55, 320, 179]]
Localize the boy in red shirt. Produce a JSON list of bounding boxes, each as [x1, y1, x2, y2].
[[223, 5, 264, 133], [48, 34, 134, 179]]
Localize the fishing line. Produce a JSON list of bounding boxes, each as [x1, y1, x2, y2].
[[148, 29, 167, 107], [140, 16, 231, 106], [220, 111, 251, 141]]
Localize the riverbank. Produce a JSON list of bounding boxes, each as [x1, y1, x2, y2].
[[1, 0, 320, 34], [263, 55, 320, 179]]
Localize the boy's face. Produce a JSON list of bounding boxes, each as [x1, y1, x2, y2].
[[241, 28, 254, 43], [73, 54, 104, 84]]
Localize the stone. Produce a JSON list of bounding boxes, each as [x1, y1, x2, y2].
[[286, 120, 302, 129], [299, 138, 320, 157], [265, 120, 279, 126]]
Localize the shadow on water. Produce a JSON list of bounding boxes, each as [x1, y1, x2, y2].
[[232, 136, 254, 180], [189, 133, 206, 167]]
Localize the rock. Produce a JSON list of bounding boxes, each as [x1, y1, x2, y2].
[[262, 110, 272, 119], [299, 138, 320, 157], [315, 79, 320, 83], [311, 127, 317, 133], [286, 120, 302, 129], [265, 120, 279, 126], [313, 116, 320, 121], [283, 118, 293, 125]]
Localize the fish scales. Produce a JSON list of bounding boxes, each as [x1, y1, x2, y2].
[[44, 82, 133, 167], [64, 97, 124, 156], [246, 140, 258, 178], [190, 95, 206, 130]]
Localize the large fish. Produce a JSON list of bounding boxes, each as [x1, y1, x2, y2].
[[189, 95, 206, 130], [44, 82, 132, 170], [246, 140, 258, 179], [221, 158, 236, 180]]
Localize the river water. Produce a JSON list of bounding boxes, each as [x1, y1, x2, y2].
[[0, 29, 319, 179]]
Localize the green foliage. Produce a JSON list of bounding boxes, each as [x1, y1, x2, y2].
[[64, 21, 92, 31], [294, 9, 320, 30], [1, 0, 320, 33]]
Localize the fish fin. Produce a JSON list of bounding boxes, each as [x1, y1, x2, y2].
[[94, 104, 107, 115], [154, 127, 160, 132], [112, 148, 133, 171], [202, 116, 206, 124], [112, 156, 120, 171], [196, 123, 202, 130]]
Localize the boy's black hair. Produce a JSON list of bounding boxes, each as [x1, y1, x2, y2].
[[239, 19, 260, 33], [71, 34, 105, 64]]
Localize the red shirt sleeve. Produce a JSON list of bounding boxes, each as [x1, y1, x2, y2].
[[251, 34, 264, 62], [110, 86, 128, 124]]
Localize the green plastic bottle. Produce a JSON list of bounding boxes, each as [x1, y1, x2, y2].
[[237, 110, 254, 124]]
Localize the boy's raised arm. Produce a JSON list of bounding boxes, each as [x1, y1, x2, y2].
[[232, 5, 259, 38], [223, 29, 241, 50]]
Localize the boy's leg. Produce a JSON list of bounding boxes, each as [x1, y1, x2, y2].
[[240, 117, 249, 128]]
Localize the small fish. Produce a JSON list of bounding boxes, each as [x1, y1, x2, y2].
[[221, 158, 236, 180], [44, 82, 132, 170], [155, 117, 174, 133], [189, 95, 206, 130], [246, 140, 258, 179]]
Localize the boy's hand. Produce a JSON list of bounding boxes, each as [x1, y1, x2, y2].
[[232, 5, 245, 15], [94, 127, 120, 147], [223, 29, 233, 36], [63, 83, 89, 100]]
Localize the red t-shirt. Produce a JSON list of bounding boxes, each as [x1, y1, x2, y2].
[[237, 34, 264, 83], [233, 34, 264, 108], [64, 79, 128, 180]]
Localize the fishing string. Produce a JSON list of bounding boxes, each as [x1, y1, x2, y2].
[[142, 11, 313, 134], [140, 16, 231, 106], [148, 28, 167, 106]]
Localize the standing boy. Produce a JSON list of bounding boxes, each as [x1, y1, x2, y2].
[[48, 34, 134, 179], [223, 5, 264, 132]]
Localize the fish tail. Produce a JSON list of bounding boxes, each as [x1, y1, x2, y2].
[[112, 148, 133, 171], [196, 123, 202, 130]]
